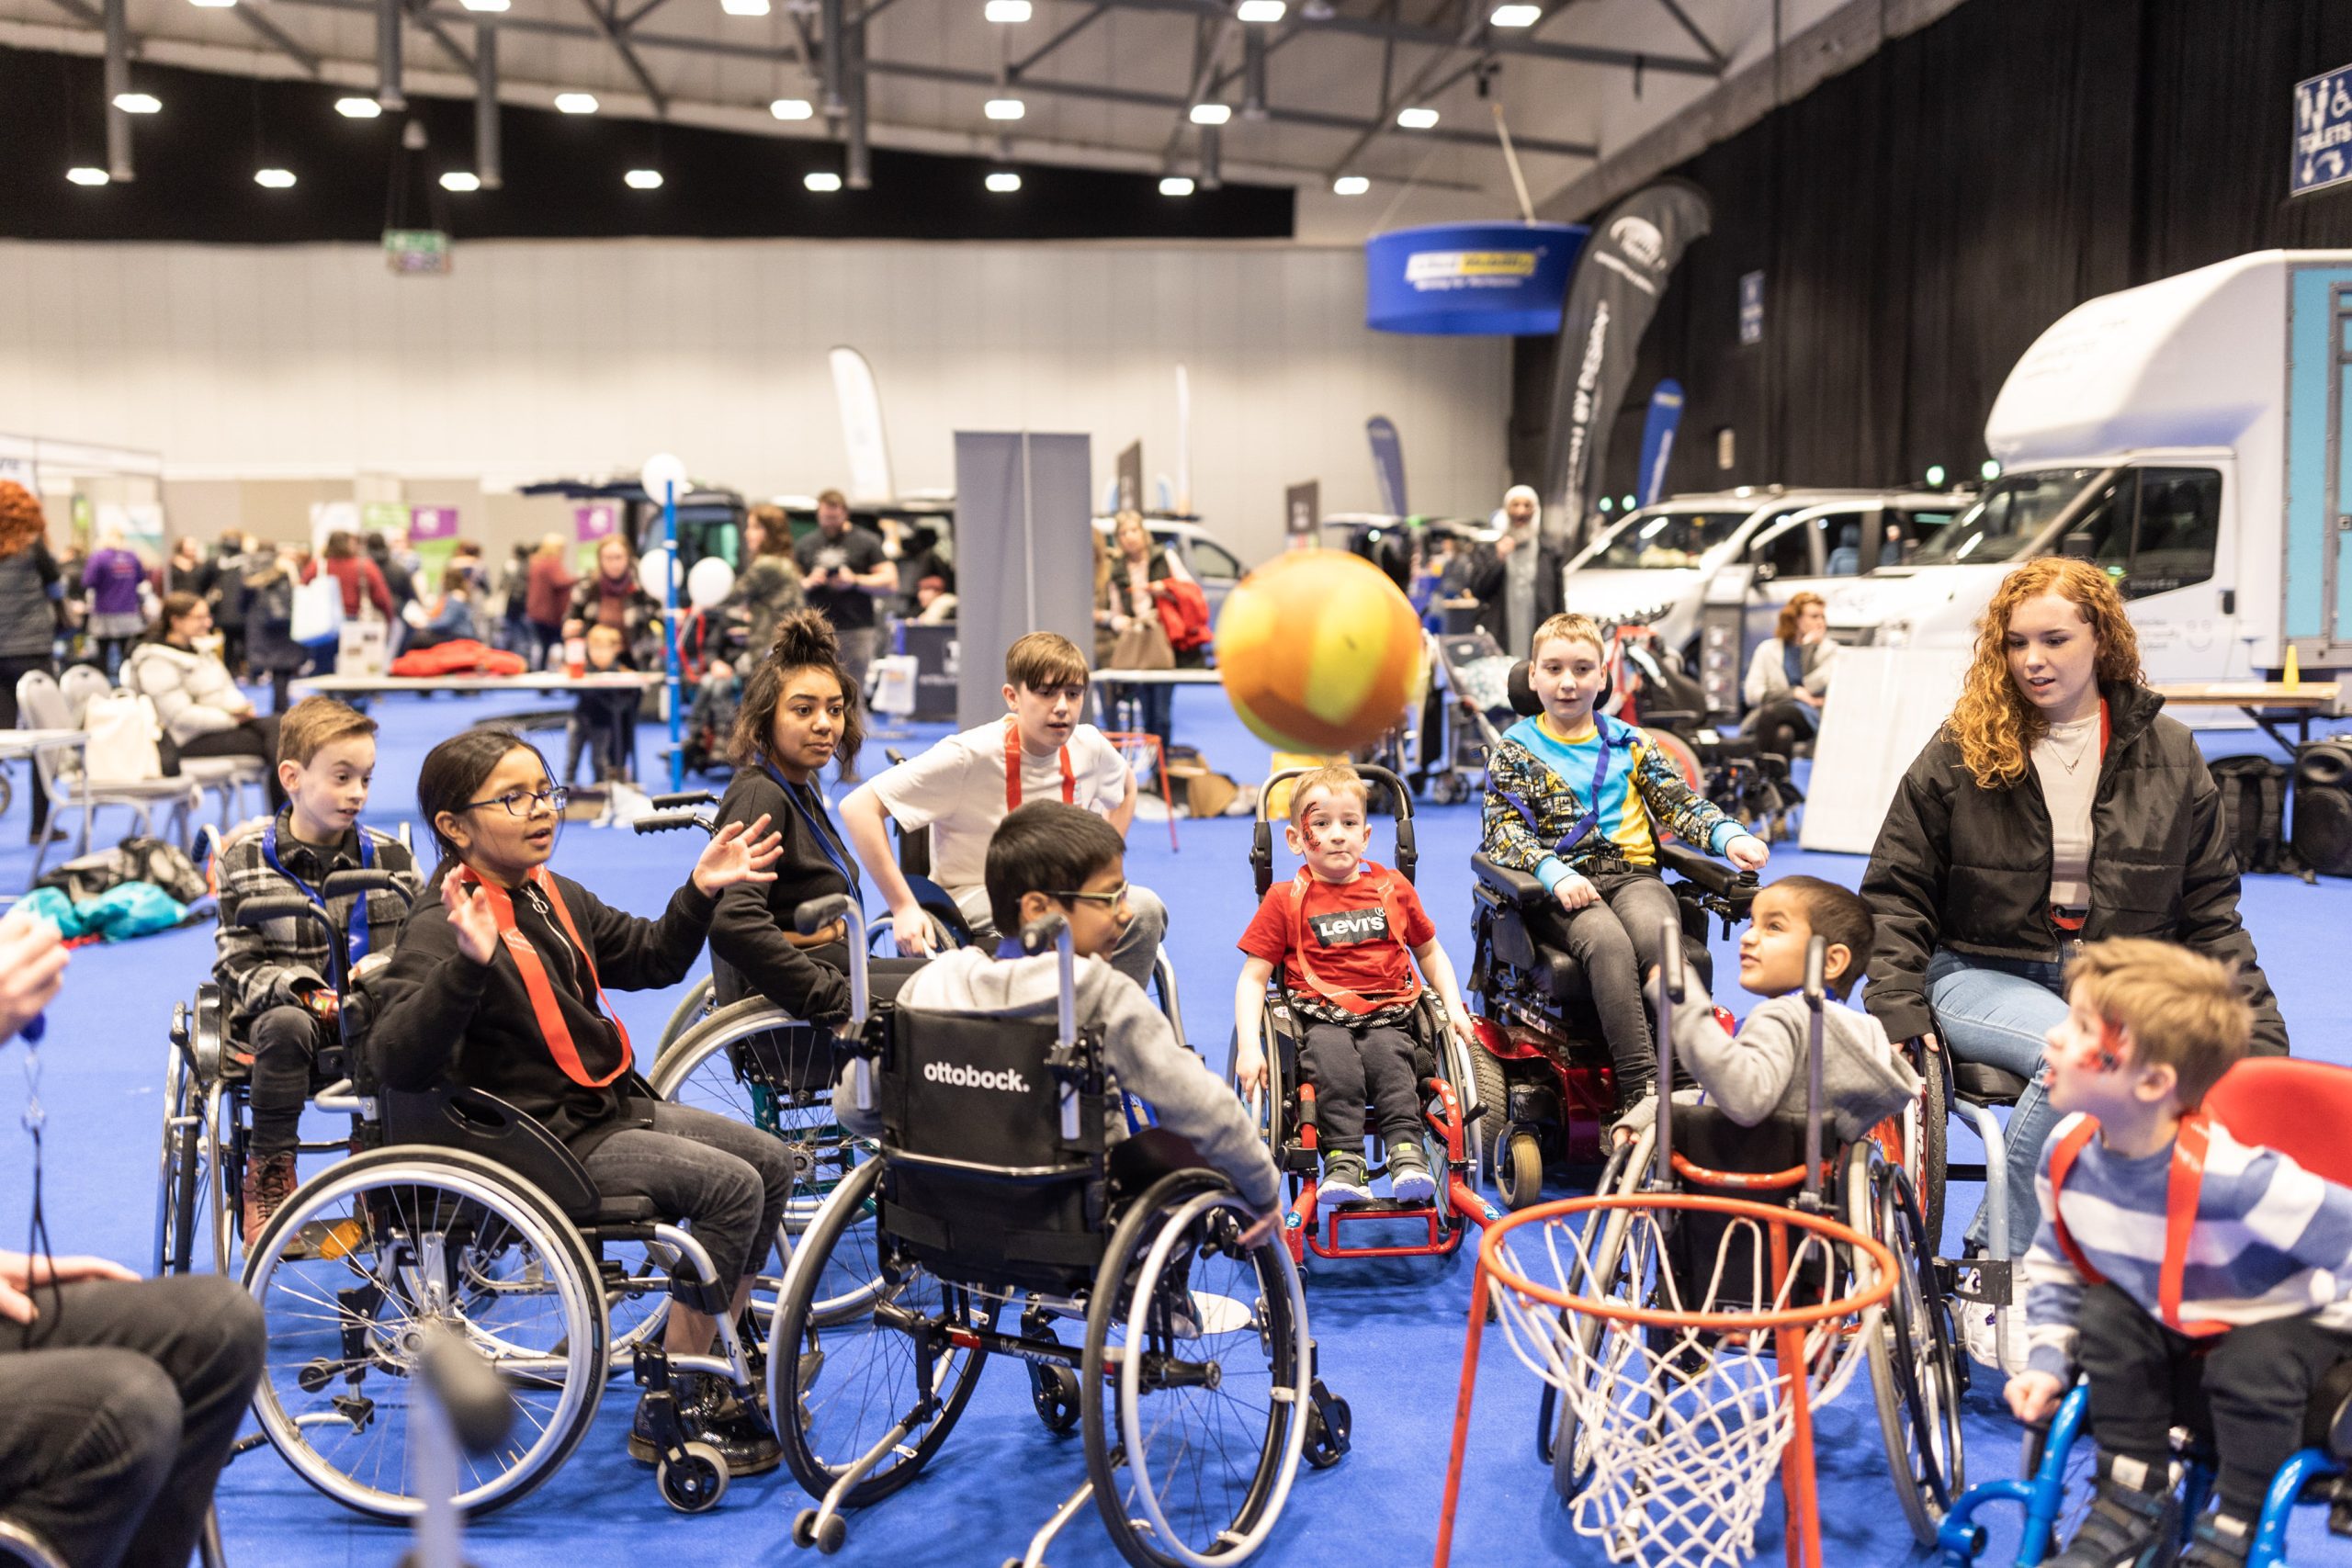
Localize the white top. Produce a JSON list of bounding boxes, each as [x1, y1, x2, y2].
[[2032, 712, 2101, 908], [868, 717, 1130, 926]]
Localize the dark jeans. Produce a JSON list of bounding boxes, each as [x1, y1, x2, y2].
[[1524, 867, 1683, 1098], [526, 619, 564, 671], [165, 714, 288, 812], [0, 652, 56, 833], [0, 1274, 264, 1568], [2077, 1280, 2352, 1517], [1749, 696, 1817, 761], [246, 1004, 328, 1158], [1300, 1021, 1422, 1152], [565, 694, 637, 784], [582, 1100, 797, 1288]]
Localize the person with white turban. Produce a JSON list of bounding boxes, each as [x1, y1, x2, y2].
[[1468, 484, 1567, 657]]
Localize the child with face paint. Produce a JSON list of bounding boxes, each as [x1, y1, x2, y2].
[[1235, 764, 1478, 1206], [2007, 939, 2352, 1568]]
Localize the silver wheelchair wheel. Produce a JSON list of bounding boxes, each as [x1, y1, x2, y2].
[[242, 1145, 607, 1520], [767, 1157, 992, 1510], [1083, 1171, 1313, 1568], [204, 1077, 238, 1277], [655, 974, 716, 1055], [1847, 1142, 1967, 1545], [652, 997, 876, 1327], [153, 1035, 206, 1277], [1547, 1128, 1652, 1500]]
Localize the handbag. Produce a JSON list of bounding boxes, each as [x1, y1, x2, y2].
[[83, 691, 165, 784], [290, 573, 345, 648], [1109, 616, 1176, 671]]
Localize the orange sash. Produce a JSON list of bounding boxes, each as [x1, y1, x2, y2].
[[458, 866, 634, 1089], [2044, 1111, 2227, 1337], [1003, 716, 1076, 810]]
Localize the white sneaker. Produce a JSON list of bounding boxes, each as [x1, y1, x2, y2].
[[1960, 1304, 2030, 1376], [1318, 1157, 1373, 1207]]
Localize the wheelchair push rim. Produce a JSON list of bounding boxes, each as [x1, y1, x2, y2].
[[1847, 1142, 1968, 1545]]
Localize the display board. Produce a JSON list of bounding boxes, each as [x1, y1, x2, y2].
[[1798, 646, 1971, 855]]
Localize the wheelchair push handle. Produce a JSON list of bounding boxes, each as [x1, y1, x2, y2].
[[1801, 933, 1827, 1209], [1021, 913, 1082, 1138], [414, 1320, 515, 1456], [319, 867, 412, 909], [648, 790, 717, 811], [793, 895, 870, 1034], [631, 811, 711, 836], [1651, 916, 1686, 1190]]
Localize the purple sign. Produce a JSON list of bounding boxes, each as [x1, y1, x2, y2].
[[409, 504, 459, 542], [574, 502, 619, 545]]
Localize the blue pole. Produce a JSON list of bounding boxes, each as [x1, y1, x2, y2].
[[663, 480, 682, 792]]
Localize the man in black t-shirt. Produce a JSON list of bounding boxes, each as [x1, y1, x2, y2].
[[792, 489, 896, 702]]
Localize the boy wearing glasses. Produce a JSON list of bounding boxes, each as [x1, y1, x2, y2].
[[214, 697, 423, 1238], [845, 802, 1280, 1215]]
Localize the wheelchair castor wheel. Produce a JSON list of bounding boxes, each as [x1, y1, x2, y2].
[[296, 1358, 335, 1395], [1029, 1362, 1080, 1434], [656, 1439, 728, 1513], [792, 1507, 848, 1554], [1499, 1131, 1544, 1212], [1303, 1383, 1351, 1470]]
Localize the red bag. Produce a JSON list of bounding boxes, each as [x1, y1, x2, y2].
[[1153, 579, 1213, 653], [389, 639, 528, 678]]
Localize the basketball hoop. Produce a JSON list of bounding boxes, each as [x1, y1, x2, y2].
[[1435, 1191, 1896, 1568]]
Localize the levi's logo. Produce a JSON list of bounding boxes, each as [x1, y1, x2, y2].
[[1307, 907, 1390, 947], [923, 1060, 1029, 1093]]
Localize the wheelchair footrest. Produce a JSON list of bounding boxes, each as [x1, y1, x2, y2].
[[1942, 1255, 2013, 1309], [1315, 1200, 1449, 1258]]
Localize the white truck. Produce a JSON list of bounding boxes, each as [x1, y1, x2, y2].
[[1823, 250, 2352, 698]]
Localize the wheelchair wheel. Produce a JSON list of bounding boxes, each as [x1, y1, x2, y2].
[[768, 1158, 992, 1511], [1917, 1038, 1949, 1249], [1498, 1132, 1544, 1213], [1847, 1144, 1965, 1545], [1546, 1133, 1649, 1500], [153, 1036, 204, 1276], [656, 974, 716, 1055], [653, 998, 877, 1328], [243, 1146, 607, 1519], [1082, 1170, 1312, 1568], [1468, 1043, 1510, 1194], [205, 1079, 239, 1276]]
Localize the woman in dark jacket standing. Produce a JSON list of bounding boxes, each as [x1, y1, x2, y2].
[[240, 547, 311, 712], [0, 482, 62, 841], [1860, 558, 2285, 1331]]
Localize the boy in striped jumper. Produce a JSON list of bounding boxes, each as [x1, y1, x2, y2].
[[2007, 939, 2352, 1568]]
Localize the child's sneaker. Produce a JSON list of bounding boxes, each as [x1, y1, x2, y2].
[[1318, 1152, 1372, 1207], [2177, 1511, 2253, 1568], [1959, 1301, 2030, 1376], [1385, 1139, 1437, 1202], [2048, 1455, 2180, 1568]]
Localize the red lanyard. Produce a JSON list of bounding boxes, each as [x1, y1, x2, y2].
[[2045, 1110, 2227, 1337], [1283, 867, 1419, 1015], [458, 866, 633, 1088], [1003, 716, 1075, 810]]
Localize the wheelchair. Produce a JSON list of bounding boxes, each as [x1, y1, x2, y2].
[[1546, 930, 1970, 1547], [1231, 762, 1498, 1269], [231, 899, 774, 1518], [767, 896, 1347, 1565], [1937, 1055, 2352, 1568]]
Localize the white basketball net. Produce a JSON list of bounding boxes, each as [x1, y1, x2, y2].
[[1488, 1203, 1879, 1568]]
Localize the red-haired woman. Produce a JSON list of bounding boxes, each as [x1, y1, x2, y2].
[[0, 482, 62, 841]]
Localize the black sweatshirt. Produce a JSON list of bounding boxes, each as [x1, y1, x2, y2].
[[371, 868, 716, 1155], [708, 767, 857, 1025]]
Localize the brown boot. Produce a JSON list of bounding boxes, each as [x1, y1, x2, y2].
[[242, 1151, 299, 1243]]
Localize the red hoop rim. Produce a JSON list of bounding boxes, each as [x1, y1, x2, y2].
[[1477, 1190, 1897, 1334]]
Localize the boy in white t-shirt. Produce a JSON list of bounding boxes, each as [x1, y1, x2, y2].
[[838, 631, 1169, 992]]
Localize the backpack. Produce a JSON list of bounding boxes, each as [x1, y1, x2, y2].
[[2207, 754, 2298, 878], [2290, 740, 2352, 879]]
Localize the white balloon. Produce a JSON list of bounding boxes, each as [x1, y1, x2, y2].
[[637, 546, 676, 601], [686, 556, 736, 610], [639, 453, 688, 502]]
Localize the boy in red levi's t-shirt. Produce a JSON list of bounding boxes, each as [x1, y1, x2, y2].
[[1235, 764, 1479, 1206]]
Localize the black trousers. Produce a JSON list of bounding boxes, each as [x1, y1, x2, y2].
[[1749, 697, 1814, 761], [165, 714, 288, 812], [0, 1275, 264, 1568], [1521, 867, 1683, 1100], [0, 653, 56, 833], [246, 1004, 329, 1158], [1299, 1021, 1422, 1152], [2077, 1280, 2352, 1517]]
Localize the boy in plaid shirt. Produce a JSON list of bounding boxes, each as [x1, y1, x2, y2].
[[214, 697, 422, 1236]]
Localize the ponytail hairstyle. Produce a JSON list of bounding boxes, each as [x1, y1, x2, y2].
[[728, 609, 865, 776], [414, 727, 555, 881]]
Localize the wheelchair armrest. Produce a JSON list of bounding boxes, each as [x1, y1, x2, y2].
[[1471, 853, 1549, 909], [1657, 840, 1747, 899]]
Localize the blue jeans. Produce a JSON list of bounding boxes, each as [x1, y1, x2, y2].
[[1925, 948, 2066, 1257]]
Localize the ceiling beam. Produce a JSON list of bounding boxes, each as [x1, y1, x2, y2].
[[232, 3, 322, 75], [1090, 0, 1718, 76], [407, 0, 469, 78], [1650, 0, 1724, 71], [1325, 0, 1479, 176], [577, 0, 669, 115], [1008, 1, 1108, 79]]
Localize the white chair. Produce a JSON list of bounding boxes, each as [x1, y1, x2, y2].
[[107, 658, 268, 833], [56, 662, 109, 727], [16, 671, 198, 884]]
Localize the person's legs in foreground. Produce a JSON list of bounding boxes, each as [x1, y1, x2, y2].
[[241, 1005, 322, 1236], [1924, 949, 2069, 1253], [2199, 1314, 2352, 1545], [0, 1275, 265, 1568], [2060, 1281, 2199, 1563], [1299, 1021, 1372, 1201], [1109, 882, 1168, 997]]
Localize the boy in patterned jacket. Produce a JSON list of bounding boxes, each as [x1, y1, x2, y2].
[[214, 697, 423, 1237], [1479, 613, 1770, 1116]]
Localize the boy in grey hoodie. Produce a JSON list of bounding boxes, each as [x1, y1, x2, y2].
[[842, 801, 1282, 1215], [1624, 875, 1919, 1145]]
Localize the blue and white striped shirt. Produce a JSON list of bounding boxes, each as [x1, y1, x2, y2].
[[2022, 1112, 2352, 1380]]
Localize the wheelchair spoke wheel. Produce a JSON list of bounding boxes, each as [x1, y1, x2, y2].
[[206, 1081, 239, 1277], [153, 1039, 205, 1277], [1917, 1041, 1948, 1248], [243, 1148, 607, 1520], [1550, 1162, 1653, 1501], [769, 1158, 990, 1509], [1849, 1145, 1966, 1545], [655, 974, 717, 1056], [654, 998, 879, 1329], [1084, 1172, 1311, 1568]]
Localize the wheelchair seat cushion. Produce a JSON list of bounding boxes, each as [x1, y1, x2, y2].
[[592, 1194, 662, 1225], [1952, 1060, 2031, 1104]]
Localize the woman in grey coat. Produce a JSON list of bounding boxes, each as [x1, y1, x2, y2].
[[0, 482, 62, 841]]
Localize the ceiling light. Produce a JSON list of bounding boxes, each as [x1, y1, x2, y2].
[[1488, 2, 1539, 23], [440, 171, 482, 192], [1159, 175, 1195, 196], [625, 168, 663, 189], [985, 171, 1021, 193], [112, 92, 161, 114], [720, 0, 770, 14], [1396, 105, 1438, 129], [1189, 102, 1231, 126], [804, 170, 842, 192], [984, 96, 1024, 120], [1236, 0, 1283, 19], [254, 167, 297, 187], [189, 0, 239, 8], [1332, 174, 1369, 195], [771, 96, 813, 120], [66, 166, 109, 186], [555, 92, 600, 114], [458, 0, 510, 10], [983, 0, 1031, 19], [334, 96, 382, 118]]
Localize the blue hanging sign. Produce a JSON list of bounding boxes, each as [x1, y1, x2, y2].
[[2293, 64, 2352, 197], [1364, 221, 1589, 336], [1635, 380, 1685, 507]]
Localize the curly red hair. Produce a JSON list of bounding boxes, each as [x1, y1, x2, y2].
[[1947, 558, 2143, 789], [0, 481, 45, 560]]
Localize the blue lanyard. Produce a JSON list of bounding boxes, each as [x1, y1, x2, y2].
[[262, 818, 376, 969], [1494, 715, 1623, 856], [764, 764, 861, 900]]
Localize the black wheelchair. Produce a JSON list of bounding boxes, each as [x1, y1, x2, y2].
[[767, 896, 1346, 1566]]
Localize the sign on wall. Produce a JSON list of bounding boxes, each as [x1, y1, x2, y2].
[[2293, 64, 2352, 197], [1739, 271, 1765, 344], [1285, 480, 1319, 546], [384, 230, 452, 276]]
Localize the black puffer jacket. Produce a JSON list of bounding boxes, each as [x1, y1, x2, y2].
[[1860, 682, 2287, 1056]]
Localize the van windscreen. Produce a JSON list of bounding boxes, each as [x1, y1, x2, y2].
[[1589, 510, 1746, 569], [1914, 469, 2101, 565]]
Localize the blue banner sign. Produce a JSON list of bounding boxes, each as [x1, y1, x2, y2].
[[1365, 221, 1589, 336], [2293, 63, 2352, 197], [1636, 380, 1685, 507]]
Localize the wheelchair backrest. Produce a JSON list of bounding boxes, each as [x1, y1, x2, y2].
[[2204, 1057, 2352, 1187], [881, 1006, 1102, 1173]]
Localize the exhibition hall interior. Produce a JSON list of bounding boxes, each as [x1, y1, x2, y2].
[[5, 1, 2352, 1565]]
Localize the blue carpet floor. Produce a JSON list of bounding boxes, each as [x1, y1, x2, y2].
[[0, 686, 2343, 1567]]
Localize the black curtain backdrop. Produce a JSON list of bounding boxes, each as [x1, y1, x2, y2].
[[1513, 0, 2352, 499], [0, 46, 1293, 243]]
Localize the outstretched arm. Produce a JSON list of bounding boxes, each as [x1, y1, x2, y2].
[[839, 784, 934, 956]]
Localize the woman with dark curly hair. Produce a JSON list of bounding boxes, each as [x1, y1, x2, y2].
[[0, 482, 62, 840], [1860, 558, 2286, 1359]]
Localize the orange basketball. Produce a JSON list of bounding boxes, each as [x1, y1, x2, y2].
[[1215, 549, 1428, 753]]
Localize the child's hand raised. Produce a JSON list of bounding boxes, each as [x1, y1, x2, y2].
[[443, 876, 501, 964], [1725, 834, 1770, 873], [693, 814, 784, 895]]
